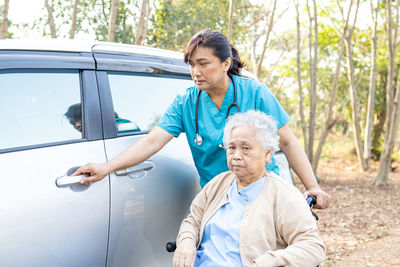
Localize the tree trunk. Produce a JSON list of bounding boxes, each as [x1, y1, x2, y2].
[[344, 0, 367, 171], [256, 0, 277, 78], [345, 34, 367, 171], [305, 0, 318, 162], [69, 0, 79, 39], [374, 0, 400, 185], [371, 110, 386, 153], [135, 0, 149, 45], [313, 0, 354, 171], [44, 0, 57, 38], [294, 0, 308, 151], [312, 24, 348, 171], [363, 0, 380, 170], [108, 0, 119, 42], [375, 73, 400, 185], [0, 0, 9, 39], [250, 33, 261, 74], [228, 0, 234, 42]]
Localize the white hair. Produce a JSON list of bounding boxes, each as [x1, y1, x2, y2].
[[223, 110, 280, 154]]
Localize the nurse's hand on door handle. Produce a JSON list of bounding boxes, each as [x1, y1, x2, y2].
[[56, 166, 90, 187], [56, 173, 87, 187], [72, 162, 112, 185]]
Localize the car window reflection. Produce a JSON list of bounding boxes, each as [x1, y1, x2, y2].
[[65, 103, 83, 132], [65, 103, 141, 134], [0, 70, 81, 150], [107, 73, 193, 133]]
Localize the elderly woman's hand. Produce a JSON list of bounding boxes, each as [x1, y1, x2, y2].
[[173, 238, 196, 267], [304, 186, 332, 209]]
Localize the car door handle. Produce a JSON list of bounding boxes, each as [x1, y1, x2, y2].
[[56, 174, 86, 187], [114, 161, 154, 176]]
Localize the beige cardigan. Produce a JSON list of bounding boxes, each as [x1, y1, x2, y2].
[[177, 171, 325, 267]]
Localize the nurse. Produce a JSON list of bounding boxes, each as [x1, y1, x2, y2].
[[75, 30, 331, 209]]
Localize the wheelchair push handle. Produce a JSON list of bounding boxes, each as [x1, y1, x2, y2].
[[306, 196, 319, 221], [166, 241, 177, 252], [306, 195, 317, 206]]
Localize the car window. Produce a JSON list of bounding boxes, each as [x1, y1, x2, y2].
[[0, 70, 82, 150], [108, 73, 194, 133]]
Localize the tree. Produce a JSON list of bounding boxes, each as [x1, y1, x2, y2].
[[312, 0, 353, 172], [293, 0, 308, 152], [44, 0, 57, 38], [363, 0, 380, 169], [69, 0, 80, 39], [343, 0, 367, 171], [228, 0, 234, 42], [108, 0, 119, 42], [0, 0, 9, 39], [33, 0, 136, 43], [135, 0, 150, 45], [242, 0, 292, 82], [149, 0, 248, 50], [305, 0, 318, 162], [374, 0, 400, 186], [255, 0, 277, 79]]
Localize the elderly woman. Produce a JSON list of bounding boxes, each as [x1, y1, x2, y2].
[[173, 110, 325, 267]]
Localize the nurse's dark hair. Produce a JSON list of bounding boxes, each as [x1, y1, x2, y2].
[[64, 103, 81, 121], [184, 30, 244, 76]]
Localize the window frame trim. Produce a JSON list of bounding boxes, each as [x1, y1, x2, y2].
[[0, 69, 102, 154], [98, 71, 193, 139]]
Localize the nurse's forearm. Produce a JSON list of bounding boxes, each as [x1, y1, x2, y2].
[[281, 139, 319, 190], [107, 126, 174, 173], [278, 125, 319, 190]]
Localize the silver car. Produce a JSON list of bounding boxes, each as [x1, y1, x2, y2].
[[0, 40, 199, 267]]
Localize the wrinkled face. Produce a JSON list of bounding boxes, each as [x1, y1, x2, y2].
[[68, 117, 82, 132], [226, 125, 270, 180], [188, 46, 231, 91]]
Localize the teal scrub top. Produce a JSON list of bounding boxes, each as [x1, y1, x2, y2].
[[157, 75, 290, 187]]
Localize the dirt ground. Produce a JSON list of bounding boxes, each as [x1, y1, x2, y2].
[[295, 158, 400, 266]]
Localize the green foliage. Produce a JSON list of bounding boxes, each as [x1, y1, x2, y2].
[[149, 0, 228, 50], [318, 24, 341, 56], [148, 0, 250, 51], [84, 0, 137, 43], [31, 0, 138, 43]]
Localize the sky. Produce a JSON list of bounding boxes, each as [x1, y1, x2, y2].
[[8, 0, 42, 24], [8, 0, 44, 38]]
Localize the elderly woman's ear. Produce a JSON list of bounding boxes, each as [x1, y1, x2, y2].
[[265, 150, 272, 164]]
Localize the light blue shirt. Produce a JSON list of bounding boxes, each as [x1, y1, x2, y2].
[[158, 75, 290, 187], [194, 177, 266, 267]]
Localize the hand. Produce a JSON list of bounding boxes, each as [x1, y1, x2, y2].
[[304, 186, 332, 209], [73, 163, 111, 185], [173, 238, 196, 267]]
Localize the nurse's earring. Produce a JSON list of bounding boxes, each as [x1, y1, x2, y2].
[[194, 134, 203, 146]]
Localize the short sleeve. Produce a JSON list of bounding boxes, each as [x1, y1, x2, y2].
[[256, 84, 290, 129], [157, 94, 184, 137]]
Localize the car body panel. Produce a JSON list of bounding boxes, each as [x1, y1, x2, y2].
[[0, 141, 109, 267], [104, 135, 199, 267]]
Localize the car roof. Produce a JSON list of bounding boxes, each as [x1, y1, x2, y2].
[[0, 39, 184, 60], [0, 39, 258, 79]]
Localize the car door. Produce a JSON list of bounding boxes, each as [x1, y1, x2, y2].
[[95, 70, 199, 267], [0, 53, 109, 267]]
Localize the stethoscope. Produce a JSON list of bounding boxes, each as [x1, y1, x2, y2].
[[194, 74, 240, 146]]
